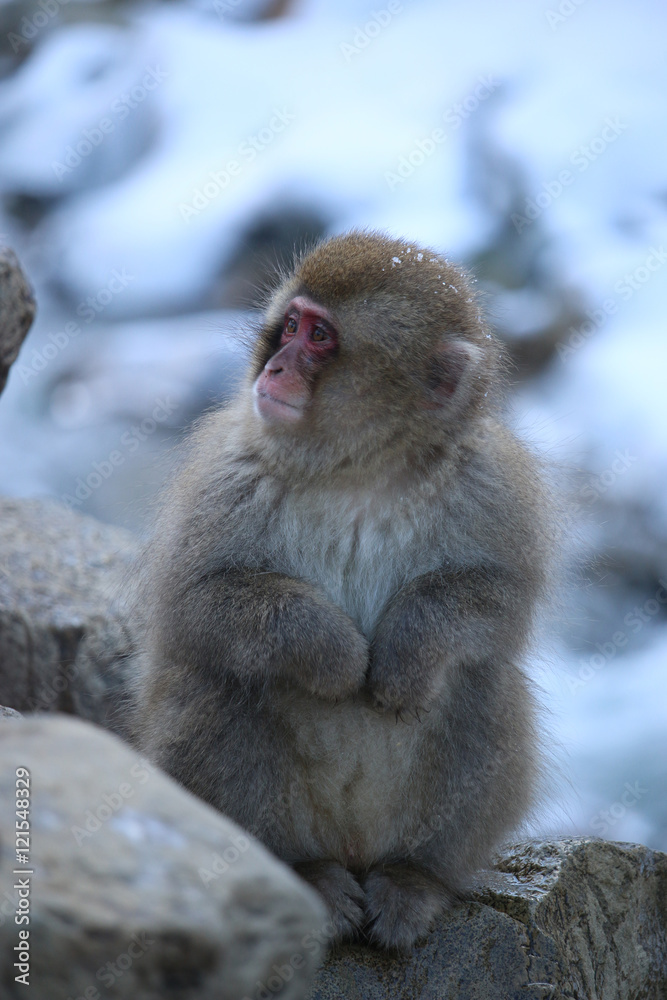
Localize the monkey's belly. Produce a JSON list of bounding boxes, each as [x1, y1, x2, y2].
[[279, 694, 430, 868]]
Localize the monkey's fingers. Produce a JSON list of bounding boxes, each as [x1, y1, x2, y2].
[[370, 692, 428, 724]]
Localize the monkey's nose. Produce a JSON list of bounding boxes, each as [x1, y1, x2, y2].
[[265, 356, 284, 374]]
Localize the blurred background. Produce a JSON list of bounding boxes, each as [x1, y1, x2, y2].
[[0, 0, 665, 851]]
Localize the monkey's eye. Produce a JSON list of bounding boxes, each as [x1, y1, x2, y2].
[[285, 317, 298, 335], [311, 327, 329, 343]]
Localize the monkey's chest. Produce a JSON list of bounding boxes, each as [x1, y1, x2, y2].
[[278, 502, 435, 635]]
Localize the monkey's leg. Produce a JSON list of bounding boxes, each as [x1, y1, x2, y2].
[[362, 862, 453, 952], [293, 860, 366, 943]]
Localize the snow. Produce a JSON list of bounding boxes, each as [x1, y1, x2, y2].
[[533, 625, 667, 849], [0, 0, 659, 316]]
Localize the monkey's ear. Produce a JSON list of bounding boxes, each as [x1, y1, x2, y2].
[[425, 339, 483, 410]]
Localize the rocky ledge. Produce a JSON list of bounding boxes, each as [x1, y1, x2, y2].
[[311, 836, 667, 999]]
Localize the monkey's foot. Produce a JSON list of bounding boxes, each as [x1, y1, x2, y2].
[[363, 864, 450, 952], [293, 860, 365, 943]]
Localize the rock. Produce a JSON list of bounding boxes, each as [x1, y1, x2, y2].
[[0, 714, 327, 1000], [0, 704, 21, 719], [0, 248, 35, 396], [0, 497, 137, 736], [309, 838, 667, 999]]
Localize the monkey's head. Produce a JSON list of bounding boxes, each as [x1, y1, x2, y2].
[[249, 231, 500, 473]]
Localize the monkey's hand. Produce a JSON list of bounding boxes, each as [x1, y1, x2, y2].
[[280, 587, 370, 701], [166, 569, 368, 701], [367, 592, 448, 717], [368, 566, 521, 716]]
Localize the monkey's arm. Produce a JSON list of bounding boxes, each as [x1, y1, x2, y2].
[[158, 568, 369, 700], [368, 565, 533, 713]]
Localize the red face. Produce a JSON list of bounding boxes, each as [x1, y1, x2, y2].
[[253, 296, 339, 425]]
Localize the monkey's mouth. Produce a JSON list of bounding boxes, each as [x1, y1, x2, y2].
[[253, 387, 304, 424]]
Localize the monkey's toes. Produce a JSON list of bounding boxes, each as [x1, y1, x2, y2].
[[293, 860, 365, 944], [363, 867, 448, 952]]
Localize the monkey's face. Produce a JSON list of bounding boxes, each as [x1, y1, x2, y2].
[[250, 232, 499, 467], [253, 296, 339, 426]]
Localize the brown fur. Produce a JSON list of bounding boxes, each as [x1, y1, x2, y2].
[[130, 231, 552, 951]]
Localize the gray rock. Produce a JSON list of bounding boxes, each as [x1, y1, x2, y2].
[[0, 247, 35, 396], [309, 837, 667, 999], [0, 714, 328, 1000], [0, 497, 137, 736], [0, 704, 21, 719]]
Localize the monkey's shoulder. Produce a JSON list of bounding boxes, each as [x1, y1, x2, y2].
[[458, 418, 544, 497], [449, 419, 551, 561]]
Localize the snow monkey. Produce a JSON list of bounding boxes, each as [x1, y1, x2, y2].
[[132, 231, 551, 951]]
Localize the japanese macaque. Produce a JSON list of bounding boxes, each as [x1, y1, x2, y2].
[[131, 231, 552, 951]]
